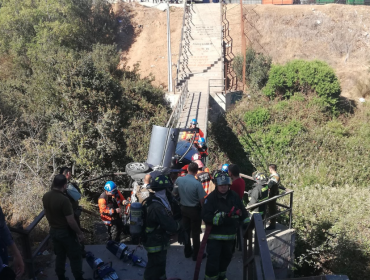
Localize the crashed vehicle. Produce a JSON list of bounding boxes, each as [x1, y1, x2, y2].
[[125, 125, 201, 184]]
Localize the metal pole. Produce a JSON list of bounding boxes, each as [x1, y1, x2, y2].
[[240, 0, 246, 91], [167, 0, 173, 92], [289, 192, 293, 229]]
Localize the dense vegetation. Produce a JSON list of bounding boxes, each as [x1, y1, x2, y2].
[[210, 50, 370, 280], [0, 0, 170, 224]]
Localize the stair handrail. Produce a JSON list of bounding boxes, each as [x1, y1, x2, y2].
[[166, 80, 188, 128], [243, 213, 276, 280], [176, 0, 188, 86]]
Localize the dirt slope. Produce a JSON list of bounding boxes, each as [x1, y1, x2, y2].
[[227, 4, 370, 98], [114, 3, 370, 97], [113, 3, 183, 90]]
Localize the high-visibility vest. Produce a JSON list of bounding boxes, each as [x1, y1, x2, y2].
[[196, 171, 211, 194], [98, 190, 125, 225]]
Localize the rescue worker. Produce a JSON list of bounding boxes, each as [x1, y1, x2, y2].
[[248, 172, 269, 219], [60, 167, 82, 227], [194, 160, 212, 195], [197, 137, 208, 159], [43, 174, 90, 280], [181, 119, 204, 143], [143, 175, 180, 280], [202, 172, 249, 280], [173, 162, 206, 260], [98, 181, 127, 242], [266, 164, 280, 230]]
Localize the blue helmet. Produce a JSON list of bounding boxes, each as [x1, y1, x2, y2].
[[221, 164, 229, 173], [104, 181, 117, 192], [198, 137, 206, 147], [190, 119, 197, 125]]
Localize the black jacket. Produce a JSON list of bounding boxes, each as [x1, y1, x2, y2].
[[247, 181, 269, 214], [202, 190, 248, 240]]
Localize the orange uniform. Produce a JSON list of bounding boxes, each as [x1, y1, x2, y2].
[[181, 129, 204, 143], [98, 190, 125, 226]]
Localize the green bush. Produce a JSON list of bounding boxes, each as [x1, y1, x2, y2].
[[244, 107, 270, 127], [263, 60, 341, 111], [233, 48, 272, 92], [208, 95, 370, 280]]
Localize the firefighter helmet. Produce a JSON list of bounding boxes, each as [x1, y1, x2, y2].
[[255, 172, 268, 182], [214, 172, 232, 186], [104, 181, 117, 192], [149, 175, 172, 190]]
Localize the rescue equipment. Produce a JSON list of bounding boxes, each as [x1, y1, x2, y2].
[[130, 202, 143, 237], [85, 251, 119, 280], [106, 241, 147, 268]]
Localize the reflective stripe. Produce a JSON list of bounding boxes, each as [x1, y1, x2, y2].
[[252, 211, 264, 215], [259, 196, 269, 202], [145, 227, 155, 233], [208, 234, 236, 240], [144, 243, 169, 253], [102, 220, 111, 225], [219, 271, 227, 278], [213, 214, 221, 225], [261, 186, 269, 192], [205, 274, 219, 280], [243, 217, 250, 224], [231, 215, 239, 219]]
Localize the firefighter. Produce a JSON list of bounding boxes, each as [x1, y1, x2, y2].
[[143, 175, 180, 280], [197, 137, 208, 159], [194, 160, 211, 195], [266, 164, 280, 230], [181, 119, 204, 143], [248, 172, 269, 219], [202, 173, 249, 280], [98, 181, 127, 242]]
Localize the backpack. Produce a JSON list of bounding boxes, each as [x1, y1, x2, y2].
[[66, 183, 81, 201]]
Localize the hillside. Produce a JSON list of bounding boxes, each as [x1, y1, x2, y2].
[[116, 3, 370, 97]]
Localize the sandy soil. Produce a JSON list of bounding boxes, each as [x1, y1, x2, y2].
[[114, 3, 370, 98], [113, 3, 183, 91]]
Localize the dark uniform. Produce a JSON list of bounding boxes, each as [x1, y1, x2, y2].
[[247, 174, 269, 219], [43, 189, 84, 280], [143, 176, 180, 280], [202, 187, 248, 280], [267, 172, 280, 228]]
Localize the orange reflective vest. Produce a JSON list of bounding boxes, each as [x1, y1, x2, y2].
[[98, 190, 125, 226], [181, 129, 204, 143], [196, 171, 211, 195]]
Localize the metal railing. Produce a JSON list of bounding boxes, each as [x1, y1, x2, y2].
[[9, 208, 96, 279], [241, 173, 294, 229], [243, 213, 276, 280], [176, 0, 190, 86], [166, 80, 189, 128]]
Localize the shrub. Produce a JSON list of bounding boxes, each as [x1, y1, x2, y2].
[[233, 48, 272, 92], [263, 60, 341, 111], [244, 107, 270, 127]]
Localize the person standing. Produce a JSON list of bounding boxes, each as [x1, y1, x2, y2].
[[98, 181, 127, 242], [143, 175, 180, 280], [202, 173, 248, 280], [0, 206, 24, 280], [228, 164, 245, 200], [248, 172, 269, 218], [266, 164, 280, 230], [173, 162, 206, 260], [42, 174, 89, 280]]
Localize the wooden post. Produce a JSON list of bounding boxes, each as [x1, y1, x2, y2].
[[240, 0, 246, 91]]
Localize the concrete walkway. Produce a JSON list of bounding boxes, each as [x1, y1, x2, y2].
[[44, 241, 243, 280]]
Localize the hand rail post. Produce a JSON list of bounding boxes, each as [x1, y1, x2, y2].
[[21, 232, 35, 279]]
